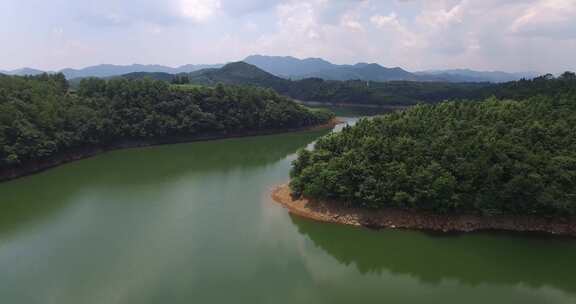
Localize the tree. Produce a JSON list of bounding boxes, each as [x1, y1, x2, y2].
[[291, 87, 576, 216], [0, 75, 334, 173]]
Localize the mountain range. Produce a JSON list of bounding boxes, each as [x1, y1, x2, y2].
[[415, 69, 538, 83], [157, 61, 491, 106], [244, 55, 422, 81], [246, 55, 539, 82], [1, 55, 537, 83], [1, 64, 222, 79], [0, 68, 47, 76]]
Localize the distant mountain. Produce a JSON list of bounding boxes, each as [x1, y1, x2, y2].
[[118, 62, 495, 106], [302, 63, 419, 82], [244, 55, 422, 81], [188, 62, 290, 92], [0, 64, 224, 79], [115, 62, 291, 92], [61, 64, 167, 79], [243, 55, 537, 83], [1, 68, 48, 76], [245, 55, 417, 81], [244, 55, 334, 78], [416, 69, 538, 83], [2, 55, 538, 83], [60, 64, 223, 79]]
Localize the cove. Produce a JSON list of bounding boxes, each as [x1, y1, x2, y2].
[[0, 117, 575, 304]]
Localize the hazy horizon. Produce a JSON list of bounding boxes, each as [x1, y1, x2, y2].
[[0, 55, 545, 75], [1, 0, 575, 73]]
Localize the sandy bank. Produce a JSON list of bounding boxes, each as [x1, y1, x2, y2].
[[272, 184, 576, 237]]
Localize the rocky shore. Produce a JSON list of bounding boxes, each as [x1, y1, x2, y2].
[[272, 184, 576, 237], [0, 119, 342, 183]]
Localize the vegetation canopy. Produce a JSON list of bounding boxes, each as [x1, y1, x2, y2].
[[290, 74, 576, 216], [0, 74, 333, 170]]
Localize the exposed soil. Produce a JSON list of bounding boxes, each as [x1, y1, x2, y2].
[[272, 184, 576, 237]]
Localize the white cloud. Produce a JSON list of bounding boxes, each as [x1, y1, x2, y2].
[[223, 0, 575, 72], [247, 0, 372, 62], [510, 0, 576, 39], [342, 15, 364, 32], [370, 13, 400, 29], [220, 0, 285, 16], [51, 27, 65, 37], [416, 2, 463, 30], [370, 13, 421, 48], [179, 0, 221, 22], [0, 0, 575, 73]]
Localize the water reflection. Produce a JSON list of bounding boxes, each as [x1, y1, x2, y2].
[[0, 129, 330, 238], [290, 215, 576, 294], [0, 128, 331, 304]]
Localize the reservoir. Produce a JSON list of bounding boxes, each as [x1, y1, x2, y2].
[[0, 117, 574, 304]]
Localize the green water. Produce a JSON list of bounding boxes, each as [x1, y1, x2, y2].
[[0, 118, 575, 304]]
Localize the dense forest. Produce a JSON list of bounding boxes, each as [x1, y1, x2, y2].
[[289, 72, 574, 105], [286, 78, 488, 105], [290, 74, 576, 216], [480, 72, 576, 100], [0, 74, 333, 171]]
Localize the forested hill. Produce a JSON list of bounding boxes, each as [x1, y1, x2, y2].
[[198, 65, 575, 105], [121, 72, 174, 82], [118, 64, 575, 106], [286, 78, 488, 105], [479, 72, 576, 100], [0, 74, 333, 176], [290, 75, 576, 217], [187, 62, 290, 93], [124, 62, 491, 105]]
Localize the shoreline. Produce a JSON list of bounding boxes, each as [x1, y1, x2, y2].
[[0, 119, 343, 183], [271, 184, 576, 237]]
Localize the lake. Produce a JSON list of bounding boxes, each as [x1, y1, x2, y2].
[[0, 117, 575, 304]]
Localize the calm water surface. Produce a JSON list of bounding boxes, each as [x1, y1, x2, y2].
[[0, 117, 575, 304]]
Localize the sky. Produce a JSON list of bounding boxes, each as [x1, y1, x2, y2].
[[0, 0, 575, 73]]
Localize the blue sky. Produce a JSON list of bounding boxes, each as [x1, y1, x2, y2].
[[1, 0, 575, 73]]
